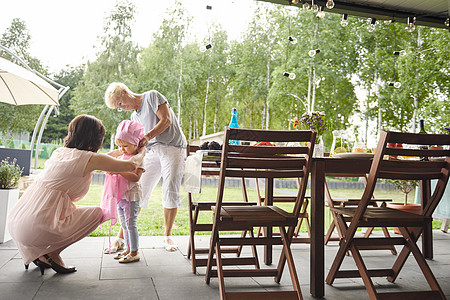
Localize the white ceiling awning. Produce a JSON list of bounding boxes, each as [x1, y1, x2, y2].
[[258, 0, 449, 29]]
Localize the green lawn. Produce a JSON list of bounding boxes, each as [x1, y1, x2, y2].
[[78, 183, 443, 237]]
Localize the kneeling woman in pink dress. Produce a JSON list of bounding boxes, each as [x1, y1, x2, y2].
[[7, 114, 144, 275]]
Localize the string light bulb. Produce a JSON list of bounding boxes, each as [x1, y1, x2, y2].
[[388, 81, 401, 88], [283, 72, 296, 80], [302, 1, 310, 9], [316, 6, 325, 18], [368, 18, 376, 32], [288, 36, 297, 45], [326, 0, 335, 9], [199, 44, 212, 52], [393, 50, 406, 56], [311, 0, 319, 12], [308, 49, 320, 57], [291, 0, 299, 4], [340, 14, 348, 27], [445, 17, 449, 27], [406, 17, 416, 32]]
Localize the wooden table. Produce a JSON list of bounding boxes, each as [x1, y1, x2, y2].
[[309, 157, 434, 298]]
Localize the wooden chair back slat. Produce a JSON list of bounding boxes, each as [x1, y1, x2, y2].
[[225, 169, 304, 179], [228, 144, 309, 155], [228, 128, 315, 143], [226, 157, 307, 169], [387, 130, 450, 145]]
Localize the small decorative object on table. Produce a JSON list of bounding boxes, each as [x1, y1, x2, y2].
[[294, 111, 327, 157]]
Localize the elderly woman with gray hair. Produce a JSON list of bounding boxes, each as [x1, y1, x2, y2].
[[104, 83, 186, 252]]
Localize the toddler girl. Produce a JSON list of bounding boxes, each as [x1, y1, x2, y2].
[[101, 120, 145, 263]]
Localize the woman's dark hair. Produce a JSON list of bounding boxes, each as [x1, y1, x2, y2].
[[64, 114, 105, 152]]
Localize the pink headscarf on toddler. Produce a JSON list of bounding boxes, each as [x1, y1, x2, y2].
[[115, 120, 145, 146], [101, 120, 145, 252]]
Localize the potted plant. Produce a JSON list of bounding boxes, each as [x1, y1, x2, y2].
[[386, 179, 421, 234], [0, 157, 23, 243]]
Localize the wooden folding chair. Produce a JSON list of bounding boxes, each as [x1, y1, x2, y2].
[[255, 177, 311, 243], [205, 127, 316, 300], [326, 130, 450, 300], [324, 175, 397, 255], [186, 144, 257, 274]]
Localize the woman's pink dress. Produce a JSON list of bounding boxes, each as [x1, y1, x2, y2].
[[7, 147, 103, 265]]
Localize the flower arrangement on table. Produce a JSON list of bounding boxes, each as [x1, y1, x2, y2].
[[293, 111, 327, 143]]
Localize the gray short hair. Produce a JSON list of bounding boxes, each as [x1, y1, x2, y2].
[[104, 82, 132, 109]]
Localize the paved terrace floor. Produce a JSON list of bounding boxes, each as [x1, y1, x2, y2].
[[1, 231, 449, 300]]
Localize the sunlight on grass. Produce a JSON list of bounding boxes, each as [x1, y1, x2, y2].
[[78, 183, 442, 237]]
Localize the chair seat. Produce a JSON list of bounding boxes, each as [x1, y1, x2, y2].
[[217, 206, 298, 226], [331, 207, 431, 226]]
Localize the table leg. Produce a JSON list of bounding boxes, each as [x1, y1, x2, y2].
[[420, 180, 433, 259], [264, 178, 273, 265], [311, 160, 325, 298]]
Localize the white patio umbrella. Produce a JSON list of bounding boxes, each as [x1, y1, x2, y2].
[[0, 56, 59, 106]]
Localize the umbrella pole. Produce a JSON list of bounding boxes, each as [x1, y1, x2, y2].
[[30, 105, 49, 171]]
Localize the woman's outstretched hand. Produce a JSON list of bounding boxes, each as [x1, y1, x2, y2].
[[130, 146, 145, 167]]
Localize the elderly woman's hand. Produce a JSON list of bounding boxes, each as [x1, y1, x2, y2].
[[138, 135, 150, 149]]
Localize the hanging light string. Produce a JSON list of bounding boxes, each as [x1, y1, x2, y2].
[[206, 3, 212, 45], [392, 23, 397, 80], [285, 15, 291, 71], [314, 15, 320, 49]]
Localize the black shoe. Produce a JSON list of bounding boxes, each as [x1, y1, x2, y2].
[[43, 254, 76, 274], [32, 260, 51, 269], [33, 259, 50, 275]]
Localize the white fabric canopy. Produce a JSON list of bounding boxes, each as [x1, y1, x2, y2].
[[0, 56, 59, 106]]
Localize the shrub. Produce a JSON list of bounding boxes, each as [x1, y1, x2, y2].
[[40, 146, 49, 159], [0, 157, 23, 189], [8, 139, 15, 149]]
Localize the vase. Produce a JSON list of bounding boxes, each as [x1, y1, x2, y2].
[[0, 189, 19, 243], [314, 136, 324, 158]]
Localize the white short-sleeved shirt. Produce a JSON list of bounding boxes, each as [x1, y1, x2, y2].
[[131, 90, 187, 149]]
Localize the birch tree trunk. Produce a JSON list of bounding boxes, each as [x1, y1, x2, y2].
[[177, 60, 183, 124], [265, 57, 271, 130], [311, 67, 316, 112], [307, 67, 312, 112], [214, 89, 218, 133], [202, 77, 210, 137], [110, 133, 115, 151]]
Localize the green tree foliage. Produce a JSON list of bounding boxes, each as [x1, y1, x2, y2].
[[41, 66, 82, 142], [9, 1, 445, 150], [71, 0, 140, 142]]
